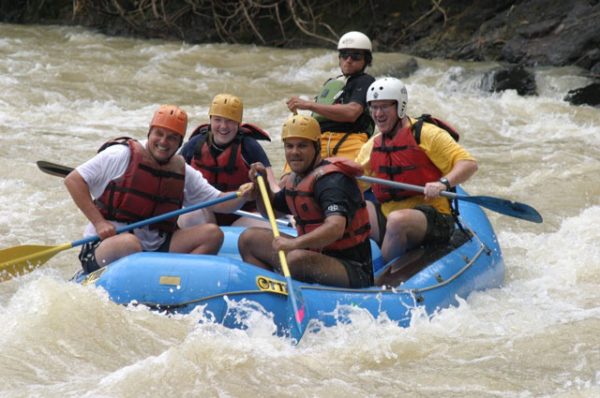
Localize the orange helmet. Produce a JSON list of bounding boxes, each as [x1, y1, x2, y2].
[[150, 105, 188, 138], [208, 94, 243, 123]]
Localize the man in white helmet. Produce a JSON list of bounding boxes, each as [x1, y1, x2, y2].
[[285, 31, 375, 174], [356, 77, 478, 264]]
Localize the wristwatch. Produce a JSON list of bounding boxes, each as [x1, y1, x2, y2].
[[439, 177, 452, 190]]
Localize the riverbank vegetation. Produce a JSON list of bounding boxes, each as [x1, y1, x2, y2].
[[0, 1, 596, 72]]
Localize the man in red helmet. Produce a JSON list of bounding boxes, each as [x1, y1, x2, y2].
[[64, 105, 252, 273]]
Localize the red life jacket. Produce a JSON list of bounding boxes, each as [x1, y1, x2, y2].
[[190, 133, 249, 192], [95, 138, 185, 233], [190, 124, 271, 225], [189, 123, 270, 192], [284, 157, 370, 251], [370, 126, 443, 202]]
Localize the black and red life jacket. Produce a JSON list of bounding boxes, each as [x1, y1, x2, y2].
[[370, 125, 443, 203], [370, 115, 460, 202], [284, 157, 370, 251], [95, 137, 185, 233], [189, 123, 270, 192]]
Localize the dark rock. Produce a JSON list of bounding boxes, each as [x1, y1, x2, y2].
[[385, 0, 600, 74], [1, 0, 600, 75], [500, 1, 600, 67], [516, 19, 561, 39], [564, 83, 600, 106], [575, 49, 600, 70], [481, 65, 537, 96], [381, 58, 419, 79]]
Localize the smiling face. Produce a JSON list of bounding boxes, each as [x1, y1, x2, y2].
[[210, 116, 240, 146], [369, 100, 399, 135], [147, 127, 182, 163], [284, 137, 318, 175]]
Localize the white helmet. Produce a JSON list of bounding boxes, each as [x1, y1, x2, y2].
[[337, 31, 372, 51], [366, 77, 408, 119]]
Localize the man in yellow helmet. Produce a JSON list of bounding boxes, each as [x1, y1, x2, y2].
[[238, 114, 373, 288], [65, 105, 253, 273], [179, 93, 279, 227], [284, 31, 375, 171]]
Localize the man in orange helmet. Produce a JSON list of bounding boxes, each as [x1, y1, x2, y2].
[[238, 114, 373, 288], [64, 105, 252, 273]]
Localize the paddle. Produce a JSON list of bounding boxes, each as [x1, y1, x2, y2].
[[234, 210, 292, 227], [39, 160, 541, 222], [358, 175, 543, 223], [256, 174, 307, 342], [36, 161, 292, 227], [36, 160, 74, 177], [0, 192, 241, 282]]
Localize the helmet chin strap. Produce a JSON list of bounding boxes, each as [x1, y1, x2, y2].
[[308, 142, 321, 170], [383, 118, 402, 138]]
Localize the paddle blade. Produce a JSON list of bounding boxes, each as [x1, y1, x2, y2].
[[357, 175, 543, 223], [0, 243, 72, 281], [285, 278, 308, 342], [36, 161, 73, 177], [257, 175, 308, 342], [461, 195, 543, 223]]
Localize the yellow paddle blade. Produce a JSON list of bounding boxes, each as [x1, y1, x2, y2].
[[0, 243, 73, 281]]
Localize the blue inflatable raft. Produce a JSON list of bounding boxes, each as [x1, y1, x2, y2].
[[76, 188, 504, 338]]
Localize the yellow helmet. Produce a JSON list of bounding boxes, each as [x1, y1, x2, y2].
[[208, 93, 243, 123], [150, 105, 188, 138], [281, 114, 321, 142]]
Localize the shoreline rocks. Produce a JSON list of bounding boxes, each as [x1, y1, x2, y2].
[[1, 0, 598, 105]]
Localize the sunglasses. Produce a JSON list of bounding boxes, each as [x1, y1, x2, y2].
[[338, 51, 365, 61]]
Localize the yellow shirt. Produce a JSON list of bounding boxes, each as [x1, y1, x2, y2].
[[355, 118, 476, 216]]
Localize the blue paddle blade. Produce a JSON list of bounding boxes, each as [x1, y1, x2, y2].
[[457, 194, 543, 223], [285, 279, 308, 343], [357, 176, 543, 224]]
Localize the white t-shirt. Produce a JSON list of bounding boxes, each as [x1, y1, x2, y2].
[[76, 140, 222, 251]]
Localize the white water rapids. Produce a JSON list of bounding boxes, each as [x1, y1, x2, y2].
[[0, 23, 599, 397]]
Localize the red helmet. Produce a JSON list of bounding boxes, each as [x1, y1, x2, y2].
[[150, 105, 188, 138]]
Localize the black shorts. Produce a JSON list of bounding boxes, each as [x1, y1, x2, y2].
[[415, 205, 455, 245], [78, 233, 172, 273], [337, 257, 373, 288], [78, 240, 102, 273], [323, 245, 374, 288], [374, 204, 455, 246]]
